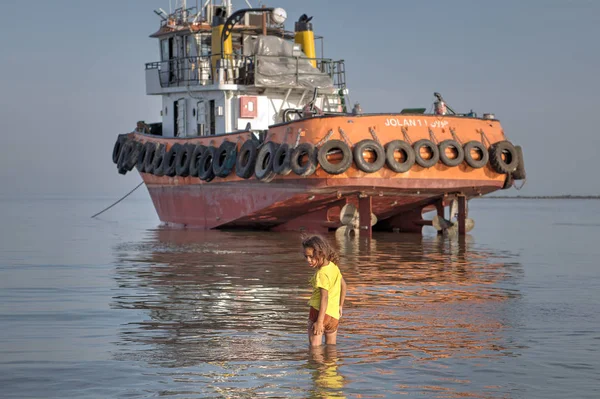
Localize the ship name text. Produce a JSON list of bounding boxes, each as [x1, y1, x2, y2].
[[384, 118, 449, 128]]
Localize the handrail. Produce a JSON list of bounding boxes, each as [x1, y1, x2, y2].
[[145, 54, 346, 88]]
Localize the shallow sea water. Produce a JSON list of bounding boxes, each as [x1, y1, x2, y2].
[[0, 196, 598, 398]]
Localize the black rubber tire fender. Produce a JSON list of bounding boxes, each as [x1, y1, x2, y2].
[[235, 140, 258, 179], [385, 140, 415, 173], [135, 142, 149, 172], [112, 134, 128, 164], [291, 142, 317, 177], [255, 142, 278, 182], [318, 139, 353, 175], [198, 146, 216, 182], [117, 140, 132, 172], [438, 139, 465, 167], [143, 142, 157, 174], [188, 145, 206, 177], [489, 140, 518, 174], [126, 141, 142, 172], [175, 143, 194, 177], [413, 139, 439, 168], [513, 145, 526, 180], [163, 143, 181, 177], [273, 143, 292, 176], [152, 144, 167, 176], [353, 139, 385, 173], [463, 141, 489, 169], [502, 173, 514, 190], [213, 141, 237, 178]]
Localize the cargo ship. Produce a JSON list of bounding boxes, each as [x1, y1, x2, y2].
[[112, 0, 525, 236]]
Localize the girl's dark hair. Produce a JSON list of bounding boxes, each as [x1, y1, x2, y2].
[[301, 235, 340, 265]]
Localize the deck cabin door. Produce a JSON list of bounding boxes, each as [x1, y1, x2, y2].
[[197, 100, 206, 136], [175, 99, 187, 137]]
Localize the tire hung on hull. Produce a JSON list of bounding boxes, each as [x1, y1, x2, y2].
[[117, 140, 133, 174], [189, 145, 207, 177], [291, 142, 317, 177], [385, 140, 415, 173], [119, 140, 141, 173], [112, 134, 128, 164], [255, 141, 278, 182], [513, 145, 526, 180], [318, 139, 353, 175], [463, 141, 489, 169], [273, 143, 293, 176], [152, 144, 167, 176], [163, 143, 181, 177], [236, 140, 258, 179], [198, 146, 216, 182], [143, 142, 157, 174], [135, 142, 149, 172], [489, 140, 519, 174], [353, 139, 385, 173], [413, 139, 439, 168], [175, 143, 194, 177], [438, 139, 465, 167], [213, 141, 237, 178]]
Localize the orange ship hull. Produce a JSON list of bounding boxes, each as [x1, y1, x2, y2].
[[122, 113, 511, 233]]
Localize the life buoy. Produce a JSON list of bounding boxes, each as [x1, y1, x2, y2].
[[175, 143, 194, 177], [198, 146, 216, 182], [213, 141, 237, 178], [513, 145, 526, 180], [163, 143, 181, 177], [318, 139, 353, 175], [255, 142, 278, 182], [291, 142, 317, 176], [489, 140, 518, 174], [273, 143, 292, 175], [152, 144, 167, 176], [353, 139, 385, 173], [385, 140, 415, 173], [413, 139, 439, 168], [189, 145, 206, 177], [438, 139, 465, 167], [463, 141, 488, 169], [143, 142, 157, 174], [235, 140, 258, 179], [112, 134, 128, 164]]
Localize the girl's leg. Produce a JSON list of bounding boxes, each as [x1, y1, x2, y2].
[[308, 320, 324, 346], [325, 330, 337, 345]]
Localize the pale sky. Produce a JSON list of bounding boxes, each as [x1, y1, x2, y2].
[[1, 0, 598, 198]]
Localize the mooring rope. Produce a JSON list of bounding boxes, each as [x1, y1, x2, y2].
[[90, 181, 144, 218]]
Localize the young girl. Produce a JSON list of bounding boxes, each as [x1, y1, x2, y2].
[[302, 235, 347, 347]]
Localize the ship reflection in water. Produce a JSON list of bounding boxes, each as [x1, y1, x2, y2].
[[112, 228, 523, 398]]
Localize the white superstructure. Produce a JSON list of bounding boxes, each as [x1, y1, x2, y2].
[[144, 1, 347, 138]]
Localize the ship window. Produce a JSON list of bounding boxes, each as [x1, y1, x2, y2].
[[161, 39, 169, 61]]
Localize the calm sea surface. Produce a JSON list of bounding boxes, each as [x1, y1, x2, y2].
[[0, 195, 598, 398]]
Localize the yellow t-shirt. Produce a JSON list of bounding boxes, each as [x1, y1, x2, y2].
[[308, 261, 342, 319]]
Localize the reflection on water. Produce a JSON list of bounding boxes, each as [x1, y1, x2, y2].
[[308, 345, 345, 399], [112, 228, 523, 397]]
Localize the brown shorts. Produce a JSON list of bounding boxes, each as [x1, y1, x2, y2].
[[309, 307, 339, 334]]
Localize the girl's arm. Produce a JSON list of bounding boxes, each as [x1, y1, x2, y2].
[[313, 288, 329, 335], [339, 277, 347, 317]]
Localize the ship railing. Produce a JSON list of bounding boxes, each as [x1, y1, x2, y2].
[[145, 55, 346, 89]]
